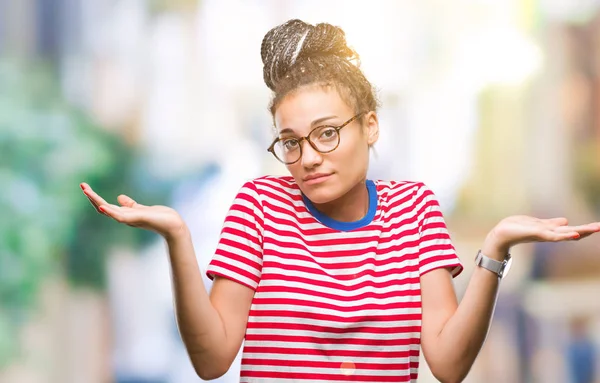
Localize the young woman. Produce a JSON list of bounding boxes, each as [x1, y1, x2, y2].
[[80, 19, 600, 383]]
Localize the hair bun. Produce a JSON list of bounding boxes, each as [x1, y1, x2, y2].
[[261, 19, 356, 90]]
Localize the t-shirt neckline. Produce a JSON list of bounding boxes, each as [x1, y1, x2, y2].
[[301, 180, 377, 231]]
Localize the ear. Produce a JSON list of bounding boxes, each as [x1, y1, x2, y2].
[[364, 111, 379, 146]]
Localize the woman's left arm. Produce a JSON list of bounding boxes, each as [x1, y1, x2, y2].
[[420, 216, 600, 383]]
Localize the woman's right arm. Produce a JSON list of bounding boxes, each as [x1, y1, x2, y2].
[[166, 227, 254, 379], [80, 183, 253, 380]]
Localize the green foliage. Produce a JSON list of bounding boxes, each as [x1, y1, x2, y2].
[[0, 59, 168, 367]]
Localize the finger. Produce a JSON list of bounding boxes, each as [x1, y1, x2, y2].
[[81, 185, 110, 208], [545, 217, 569, 226], [81, 184, 104, 212], [117, 194, 141, 208], [576, 232, 593, 240], [100, 205, 150, 228], [574, 228, 600, 240], [575, 223, 600, 232], [98, 204, 136, 224], [556, 224, 600, 235], [85, 195, 104, 214], [82, 188, 106, 215], [541, 230, 581, 242]]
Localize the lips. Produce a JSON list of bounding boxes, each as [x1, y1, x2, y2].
[[303, 173, 331, 181], [303, 173, 333, 185]]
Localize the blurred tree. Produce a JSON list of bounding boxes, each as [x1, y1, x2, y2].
[[0, 59, 169, 367]]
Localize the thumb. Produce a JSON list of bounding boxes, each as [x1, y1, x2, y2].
[[117, 194, 140, 208]]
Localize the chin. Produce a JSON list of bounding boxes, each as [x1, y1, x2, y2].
[[300, 186, 340, 205]]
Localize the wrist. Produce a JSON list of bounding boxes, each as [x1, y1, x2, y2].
[[165, 222, 190, 244], [482, 231, 511, 262]]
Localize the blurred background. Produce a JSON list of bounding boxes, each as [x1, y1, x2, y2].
[[1, 0, 600, 382]]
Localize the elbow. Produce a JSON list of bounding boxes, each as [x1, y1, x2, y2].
[[429, 364, 471, 383], [190, 355, 230, 381], [428, 356, 472, 383], [432, 374, 468, 383], [194, 364, 227, 381], [197, 371, 225, 381]]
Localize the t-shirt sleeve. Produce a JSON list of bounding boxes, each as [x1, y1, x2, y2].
[[415, 183, 463, 277], [206, 180, 264, 290]]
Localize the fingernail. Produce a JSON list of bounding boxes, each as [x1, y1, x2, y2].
[[572, 233, 580, 239], [80, 184, 84, 190], [98, 206, 105, 213]]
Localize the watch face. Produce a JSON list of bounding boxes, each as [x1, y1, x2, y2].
[[499, 256, 513, 279]]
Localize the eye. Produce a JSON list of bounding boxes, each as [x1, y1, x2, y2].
[[319, 127, 337, 140], [281, 138, 299, 150]]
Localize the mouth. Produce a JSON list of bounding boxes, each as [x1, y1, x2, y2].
[[303, 173, 333, 185]]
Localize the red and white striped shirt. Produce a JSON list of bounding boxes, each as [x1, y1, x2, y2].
[[207, 176, 462, 382]]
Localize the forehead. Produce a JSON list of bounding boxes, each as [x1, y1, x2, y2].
[[274, 85, 353, 134]]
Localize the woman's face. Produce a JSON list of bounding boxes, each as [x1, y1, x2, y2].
[[273, 85, 379, 204]]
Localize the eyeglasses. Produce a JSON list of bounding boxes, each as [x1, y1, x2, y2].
[[267, 112, 367, 165]]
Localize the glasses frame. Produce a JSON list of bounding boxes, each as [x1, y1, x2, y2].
[[267, 111, 367, 165]]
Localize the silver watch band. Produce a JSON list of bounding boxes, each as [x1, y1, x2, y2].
[[475, 250, 511, 279]]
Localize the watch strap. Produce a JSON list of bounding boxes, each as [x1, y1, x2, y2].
[[475, 250, 511, 278]]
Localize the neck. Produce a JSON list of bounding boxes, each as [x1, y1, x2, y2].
[[313, 180, 369, 222]]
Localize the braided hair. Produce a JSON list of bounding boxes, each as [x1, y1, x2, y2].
[[260, 19, 379, 117]]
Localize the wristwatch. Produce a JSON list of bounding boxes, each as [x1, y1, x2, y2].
[[474, 250, 512, 279]]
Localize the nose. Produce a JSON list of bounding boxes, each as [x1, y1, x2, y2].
[[300, 140, 323, 168]]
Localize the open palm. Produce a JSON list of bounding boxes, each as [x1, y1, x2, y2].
[[491, 215, 600, 249], [80, 182, 185, 239]]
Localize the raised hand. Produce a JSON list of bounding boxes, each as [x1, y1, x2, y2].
[[487, 215, 600, 256], [80, 182, 186, 240]]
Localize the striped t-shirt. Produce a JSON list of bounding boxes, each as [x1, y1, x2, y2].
[[207, 175, 463, 382]]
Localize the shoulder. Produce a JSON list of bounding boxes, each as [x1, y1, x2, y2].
[[373, 179, 442, 220], [240, 175, 301, 202], [373, 179, 434, 201]]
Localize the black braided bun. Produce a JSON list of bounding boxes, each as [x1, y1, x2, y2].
[[261, 19, 357, 91], [261, 19, 378, 116]]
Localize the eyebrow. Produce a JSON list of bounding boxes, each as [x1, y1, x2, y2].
[[278, 115, 339, 135]]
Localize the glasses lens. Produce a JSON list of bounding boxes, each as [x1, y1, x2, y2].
[[273, 138, 301, 164], [309, 126, 339, 152]]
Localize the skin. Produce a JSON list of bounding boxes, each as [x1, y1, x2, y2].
[[273, 84, 379, 222], [80, 84, 600, 382]]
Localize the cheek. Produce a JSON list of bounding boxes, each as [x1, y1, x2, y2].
[[285, 163, 302, 179], [335, 138, 369, 174]]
